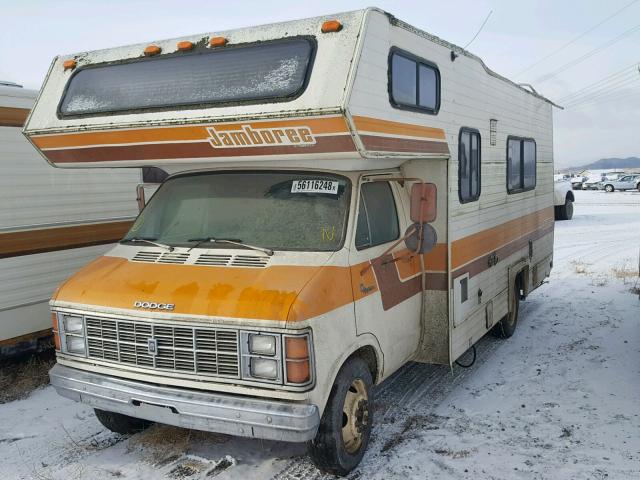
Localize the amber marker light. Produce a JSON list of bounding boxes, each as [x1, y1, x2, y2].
[[63, 59, 77, 70], [285, 336, 311, 384], [51, 312, 61, 351], [144, 45, 162, 56], [321, 20, 343, 33], [177, 40, 194, 51], [209, 36, 228, 47]]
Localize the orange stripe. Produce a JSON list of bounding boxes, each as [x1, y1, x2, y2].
[[0, 106, 29, 127], [352, 115, 446, 140], [31, 116, 350, 150], [451, 207, 554, 269]]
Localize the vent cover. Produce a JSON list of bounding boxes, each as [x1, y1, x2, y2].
[[132, 251, 161, 263], [195, 254, 233, 266], [231, 255, 269, 268], [131, 251, 269, 267], [157, 253, 189, 264]]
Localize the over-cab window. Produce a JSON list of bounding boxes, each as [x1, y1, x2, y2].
[[355, 182, 399, 250], [59, 38, 315, 117], [389, 49, 440, 114], [507, 137, 536, 193], [458, 128, 481, 203]]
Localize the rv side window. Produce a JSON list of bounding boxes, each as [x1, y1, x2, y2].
[[355, 182, 399, 250], [507, 137, 536, 193], [389, 50, 440, 114], [458, 128, 481, 203]]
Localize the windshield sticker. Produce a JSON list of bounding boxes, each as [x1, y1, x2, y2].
[[291, 179, 339, 195]]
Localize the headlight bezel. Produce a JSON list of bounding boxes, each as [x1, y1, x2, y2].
[[56, 312, 87, 357]]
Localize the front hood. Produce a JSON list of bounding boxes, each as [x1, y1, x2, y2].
[[52, 253, 353, 324]]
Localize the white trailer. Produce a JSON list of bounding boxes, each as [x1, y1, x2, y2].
[[24, 8, 557, 474], [0, 84, 141, 356]]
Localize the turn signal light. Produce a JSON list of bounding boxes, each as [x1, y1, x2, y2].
[[51, 312, 61, 351], [63, 59, 77, 70], [144, 45, 162, 56], [321, 20, 343, 33], [285, 336, 310, 384], [177, 40, 194, 51], [209, 36, 228, 47]]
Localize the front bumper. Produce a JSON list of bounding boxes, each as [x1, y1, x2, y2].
[[49, 364, 320, 442]]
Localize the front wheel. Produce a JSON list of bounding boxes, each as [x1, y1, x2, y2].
[[94, 409, 153, 435], [556, 197, 573, 220], [308, 357, 373, 476], [604, 184, 614, 193]]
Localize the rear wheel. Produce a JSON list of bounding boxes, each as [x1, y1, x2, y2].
[[94, 409, 153, 435], [491, 278, 520, 339], [605, 184, 614, 192], [556, 196, 573, 220], [308, 357, 373, 476]]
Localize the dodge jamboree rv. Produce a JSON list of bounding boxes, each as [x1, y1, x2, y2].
[[0, 84, 140, 357], [24, 8, 556, 474]]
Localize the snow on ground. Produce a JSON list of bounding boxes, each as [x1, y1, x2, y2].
[[0, 190, 638, 480]]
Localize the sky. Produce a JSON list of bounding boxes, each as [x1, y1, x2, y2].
[[1, 0, 638, 167]]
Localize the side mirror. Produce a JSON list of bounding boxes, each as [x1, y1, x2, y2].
[[405, 223, 437, 254], [410, 183, 437, 224], [136, 184, 146, 212]]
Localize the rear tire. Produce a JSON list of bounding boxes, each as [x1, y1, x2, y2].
[[556, 197, 573, 220], [491, 278, 520, 339], [604, 184, 614, 193], [94, 409, 153, 435], [308, 357, 373, 476]]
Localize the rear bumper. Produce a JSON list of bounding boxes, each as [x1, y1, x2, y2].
[[49, 364, 319, 442]]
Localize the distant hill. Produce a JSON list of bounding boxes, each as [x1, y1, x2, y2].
[[579, 157, 640, 170]]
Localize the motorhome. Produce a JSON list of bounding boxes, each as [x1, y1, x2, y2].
[[24, 8, 556, 475], [0, 84, 141, 357]]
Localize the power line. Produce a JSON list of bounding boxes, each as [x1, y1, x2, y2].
[[463, 10, 493, 50], [514, 0, 640, 77], [557, 61, 639, 102], [534, 22, 640, 84], [565, 75, 640, 107], [568, 89, 640, 109], [561, 70, 639, 105]]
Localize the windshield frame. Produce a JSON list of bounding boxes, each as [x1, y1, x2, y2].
[[57, 36, 317, 119], [121, 169, 353, 253]]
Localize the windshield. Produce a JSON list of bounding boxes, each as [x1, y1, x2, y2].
[[123, 171, 351, 251]]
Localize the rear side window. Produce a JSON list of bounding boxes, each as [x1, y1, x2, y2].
[[507, 137, 536, 193], [389, 49, 440, 114], [59, 38, 315, 117], [459, 128, 481, 203], [355, 182, 399, 250]]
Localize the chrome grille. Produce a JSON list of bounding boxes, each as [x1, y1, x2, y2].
[[85, 317, 239, 378]]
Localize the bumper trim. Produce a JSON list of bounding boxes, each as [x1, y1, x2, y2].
[[49, 364, 319, 442]]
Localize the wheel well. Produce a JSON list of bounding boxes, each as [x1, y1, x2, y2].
[[347, 346, 379, 384], [566, 191, 575, 202]]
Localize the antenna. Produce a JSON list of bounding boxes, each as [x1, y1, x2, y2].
[[463, 10, 493, 50]]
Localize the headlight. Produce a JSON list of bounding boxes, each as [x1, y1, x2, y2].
[[250, 358, 279, 380], [65, 335, 86, 355], [248, 334, 276, 356], [62, 314, 83, 334]]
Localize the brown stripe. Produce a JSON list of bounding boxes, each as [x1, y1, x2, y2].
[[0, 328, 52, 348], [360, 135, 450, 154], [0, 107, 29, 127], [44, 135, 356, 164], [353, 115, 446, 140], [0, 220, 133, 259], [452, 224, 554, 282]]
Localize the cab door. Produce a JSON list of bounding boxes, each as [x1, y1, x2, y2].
[[349, 176, 422, 375]]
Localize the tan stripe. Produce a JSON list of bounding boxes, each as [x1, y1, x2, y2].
[[451, 207, 554, 269], [352, 115, 446, 140], [31, 116, 350, 150], [0, 220, 133, 259], [0, 106, 29, 127]]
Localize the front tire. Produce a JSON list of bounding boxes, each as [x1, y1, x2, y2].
[[604, 184, 614, 192], [556, 197, 574, 220], [94, 409, 154, 435], [308, 357, 373, 476]]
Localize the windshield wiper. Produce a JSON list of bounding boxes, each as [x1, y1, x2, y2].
[[125, 237, 174, 251], [187, 237, 273, 256]]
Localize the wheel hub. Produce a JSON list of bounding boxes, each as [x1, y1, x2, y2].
[[341, 378, 369, 454]]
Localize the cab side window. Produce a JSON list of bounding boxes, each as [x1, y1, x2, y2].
[[355, 182, 399, 250]]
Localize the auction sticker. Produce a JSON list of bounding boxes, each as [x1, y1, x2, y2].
[[291, 179, 339, 194]]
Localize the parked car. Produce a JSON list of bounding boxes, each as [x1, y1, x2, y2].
[[599, 174, 640, 192], [571, 175, 587, 190], [582, 174, 604, 190], [554, 179, 574, 220]]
